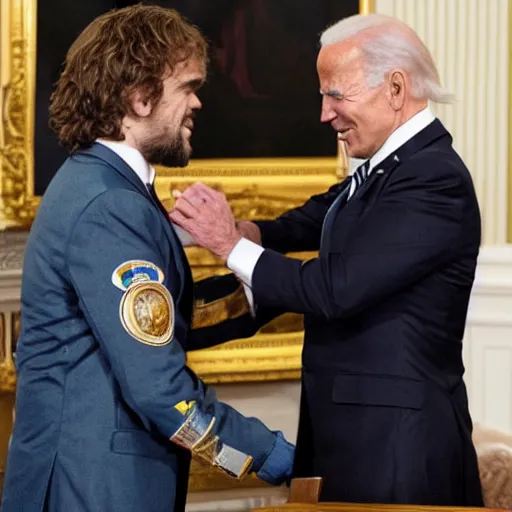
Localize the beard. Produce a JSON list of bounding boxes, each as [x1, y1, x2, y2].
[[140, 129, 191, 168]]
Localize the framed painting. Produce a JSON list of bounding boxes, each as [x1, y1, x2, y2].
[[0, 0, 371, 383]]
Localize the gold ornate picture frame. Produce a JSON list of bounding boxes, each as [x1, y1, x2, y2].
[[0, 0, 373, 386]]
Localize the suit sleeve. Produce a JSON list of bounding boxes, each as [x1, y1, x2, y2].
[[251, 162, 470, 319], [254, 180, 347, 253], [67, 189, 293, 484]]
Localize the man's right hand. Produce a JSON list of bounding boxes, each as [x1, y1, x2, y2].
[[237, 221, 262, 246], [256, 432, 295, 486]]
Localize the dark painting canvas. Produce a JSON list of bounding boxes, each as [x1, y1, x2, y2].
[[34, 0, 359, 194]]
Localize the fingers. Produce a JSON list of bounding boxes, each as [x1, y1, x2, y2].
[[186, 186, 211, 206], [191, 182, 220, 202], [172, 188, 204, 208], [169, 209, 190, 228], [173, 182, 222, 204], [173, 196, 199, 219]]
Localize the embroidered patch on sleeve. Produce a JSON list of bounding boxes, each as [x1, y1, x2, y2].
[[112, 260, 174, 346], [174, 400, 197, 416]]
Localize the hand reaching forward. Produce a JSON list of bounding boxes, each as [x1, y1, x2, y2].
[[169, 182, 241, 261]]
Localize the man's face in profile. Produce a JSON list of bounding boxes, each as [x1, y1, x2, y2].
[[139, 58, 206, 167], [317, 42, 397, 160]]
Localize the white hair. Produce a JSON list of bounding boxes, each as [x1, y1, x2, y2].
[[320, 14, 455, 104]]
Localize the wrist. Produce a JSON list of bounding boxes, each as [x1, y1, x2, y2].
[[218, 234, 242, 262]]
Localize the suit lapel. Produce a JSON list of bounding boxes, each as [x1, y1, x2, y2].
[[357, 119, 450, 202], [319, 179, 351, 252], [353, 155, 399, 202], [78, 143, 193, 320], [321, 119, 451, 253], [79, 143, 149, 196]]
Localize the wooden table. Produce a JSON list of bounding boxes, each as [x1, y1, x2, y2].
[[252, 478, 506, 512], [254, 503, 507, 512]]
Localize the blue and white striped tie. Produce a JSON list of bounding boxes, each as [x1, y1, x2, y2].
[[347, 160, 370, 201], [320, 160, 370, 250]]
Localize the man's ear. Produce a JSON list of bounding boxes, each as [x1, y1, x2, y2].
[[129, 89, 153, 118], [387, 70, 406, 111]]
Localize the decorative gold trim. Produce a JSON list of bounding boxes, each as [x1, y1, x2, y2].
[[0, 313, 17, 393], [155, 157, 341, 178], [191, 285, 249, 330], [188, 458, 271, 493], [172, 409, 254, 480], [119, 281, 175, 346], [187, 331, 303, 384], [0, 0, 38, 228], [171, 408, 216, 450], [359, 0, 376, 14]]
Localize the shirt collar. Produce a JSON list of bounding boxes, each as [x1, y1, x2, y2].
[[96, 139, 155, 186], [367, 106, 436, 173]]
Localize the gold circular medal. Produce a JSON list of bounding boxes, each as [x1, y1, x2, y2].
[[119, 281, 174, 346]]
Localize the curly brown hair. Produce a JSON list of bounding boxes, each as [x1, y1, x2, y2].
[[49, 4, 208, 153]]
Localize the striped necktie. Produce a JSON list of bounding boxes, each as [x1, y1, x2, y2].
[[347, 160, 370, 201], [146, 182, 170, 219], [320, 160, 370, 251]]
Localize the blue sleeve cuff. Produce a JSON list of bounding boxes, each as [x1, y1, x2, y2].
[[256, 431, 295, 485]]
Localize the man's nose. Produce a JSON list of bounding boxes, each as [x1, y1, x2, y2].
[[190, 93, 202, 110], [320, 97, 336, 124]]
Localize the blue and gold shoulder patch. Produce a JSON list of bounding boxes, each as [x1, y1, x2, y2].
[[112, 260, 164, 291], [112, 260, 174, 346]]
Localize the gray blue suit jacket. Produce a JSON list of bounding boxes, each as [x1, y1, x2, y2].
[[1, 143, 292, 512]]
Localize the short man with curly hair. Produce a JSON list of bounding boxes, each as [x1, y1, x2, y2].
[[1, 5, 293, 512]]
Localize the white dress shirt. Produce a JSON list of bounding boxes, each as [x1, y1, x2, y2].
[[227, 106, 437, 287]]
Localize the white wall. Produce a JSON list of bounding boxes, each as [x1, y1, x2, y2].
[[375, 0, 510, 245], [464, 245, 512, 431]]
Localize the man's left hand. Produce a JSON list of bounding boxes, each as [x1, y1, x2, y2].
[[169, 182, 241, 261]]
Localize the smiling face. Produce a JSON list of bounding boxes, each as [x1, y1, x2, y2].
[[317, 41, 399, 160], [127, 57, 205, 167]]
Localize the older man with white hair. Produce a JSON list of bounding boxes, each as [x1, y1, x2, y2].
[[171, 13, 484, 506]]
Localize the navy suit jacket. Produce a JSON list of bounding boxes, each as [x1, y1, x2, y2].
[[253, 120, 484, 506], [2, 143, 292, 512]]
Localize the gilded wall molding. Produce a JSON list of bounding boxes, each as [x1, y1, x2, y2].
[[0, 0, 38, 228], [0, 313, 17, 394], [359, 0, 375, 14], [156, 158, 345, 178]]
